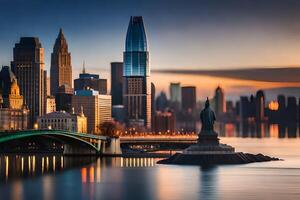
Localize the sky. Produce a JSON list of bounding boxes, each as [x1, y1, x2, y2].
[[0, 0, 300, 100]]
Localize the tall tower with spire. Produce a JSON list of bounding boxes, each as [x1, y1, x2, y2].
[[123, 16, 151, 129], [50, 28, 72, 96]]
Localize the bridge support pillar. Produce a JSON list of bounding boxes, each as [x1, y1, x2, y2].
[[101, 137, 122, 156]]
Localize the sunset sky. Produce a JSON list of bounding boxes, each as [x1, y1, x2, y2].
[[0, 0, 300, 100]]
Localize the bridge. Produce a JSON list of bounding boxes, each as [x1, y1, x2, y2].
[[120, 136, 198, 151], [0, 130, 122, 156]]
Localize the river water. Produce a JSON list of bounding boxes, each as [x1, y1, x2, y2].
[[0, 137, 299, 200]]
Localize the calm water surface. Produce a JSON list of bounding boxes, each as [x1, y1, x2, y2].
[[0, 137, 299, 200]]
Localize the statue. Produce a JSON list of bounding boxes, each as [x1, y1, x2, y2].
[[200, 98, 216, 132]]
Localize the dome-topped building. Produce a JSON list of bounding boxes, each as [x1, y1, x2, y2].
[[0, 66, 29, 131]]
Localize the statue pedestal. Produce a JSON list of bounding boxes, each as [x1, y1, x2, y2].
[[183, 130, 235, 154], [197, 130, 219, 145]]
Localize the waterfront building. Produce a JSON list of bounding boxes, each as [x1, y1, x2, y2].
[[74, 67, 107, 94], [181, 86, 196, 112], [111, 62, 123, 105], [123, 16, 151, 129], [50, 28, 72, 95], [0, 66, 29, 130], [72, 89, 111, 134], [37, 110, 87, 133], [214, 86, 226, 118], [153, 111, 175, 133], [255, 90, 265, 121], [11, 37, 46, 127], [46, 96, 56, 114]]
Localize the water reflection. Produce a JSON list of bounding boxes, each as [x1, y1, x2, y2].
[[217, 122, 299, 138], [199, 167, 218, 200], [0, 155, 97, 183], [0, 155, 158, 184]]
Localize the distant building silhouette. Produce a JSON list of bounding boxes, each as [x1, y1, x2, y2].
[[123, 16, 151, 129], [239, 95, 255, 122], [277, 95, 286, 122], [170, 82, 181, 104], [156, 91, 168, 111], [181, 86, 196, 112], [74, 67, 107, 94], [214, 86, 226, 118], [11, 37, 46, 127], [50, 28, 72, 95], [286, 96, 297, 123], [255, 90, 265, 122]]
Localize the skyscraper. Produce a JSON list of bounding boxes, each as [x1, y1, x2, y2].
[[111, 62, 123, 105], [214, 86, 226, 118], [50, 28, 72, 95], [181, 86, 196, 111], [11, 37, 46, 127], [123, 16, 151, 129]]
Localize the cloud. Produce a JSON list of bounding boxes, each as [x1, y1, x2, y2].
[[153, 67, 300, 83]]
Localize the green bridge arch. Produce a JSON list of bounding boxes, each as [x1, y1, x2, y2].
[[0, 130, 109, 155]]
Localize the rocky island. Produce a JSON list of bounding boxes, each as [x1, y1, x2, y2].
[[158, 98, 280, 165]]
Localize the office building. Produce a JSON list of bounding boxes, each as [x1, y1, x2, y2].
[[55, 84, 73, 113], [74, 67, 107, 94], [50, 28, 72, 95], [111, 62, 123, 105], [72, 89, 111, 134], [11, 37, 46, 127], [123, 16, 151, 129], [46, 96, 56, 114]]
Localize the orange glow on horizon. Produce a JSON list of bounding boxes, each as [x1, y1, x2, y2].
[[268, 101, 279, 111]]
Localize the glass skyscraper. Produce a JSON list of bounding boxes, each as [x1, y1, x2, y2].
[[123, 16, 151, 129]]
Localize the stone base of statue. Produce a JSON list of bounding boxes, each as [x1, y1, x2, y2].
[[157, 130, 280, 166]]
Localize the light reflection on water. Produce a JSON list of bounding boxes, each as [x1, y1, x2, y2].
[[0, 138, 299, 200]]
